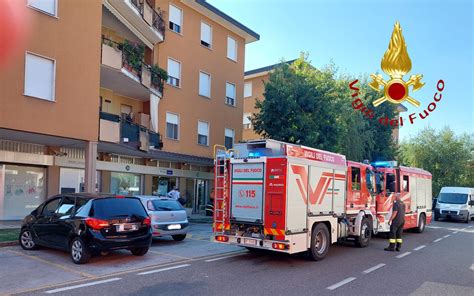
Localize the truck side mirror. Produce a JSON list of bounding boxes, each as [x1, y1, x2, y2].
[[469, 200, 474, 206]]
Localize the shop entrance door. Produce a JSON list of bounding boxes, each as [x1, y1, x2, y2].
[[193, 179, 208, 214]]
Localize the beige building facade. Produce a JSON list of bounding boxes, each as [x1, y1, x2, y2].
[[0, 0, 259, 220]]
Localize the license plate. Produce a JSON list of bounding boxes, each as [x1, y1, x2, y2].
[[244, 238, 256, 245], [116, 223, 138, 232], [168, 224, 181, 230]]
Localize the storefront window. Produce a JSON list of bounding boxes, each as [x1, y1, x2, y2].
[[110, 172, 141, 196], [152, 176, 177, 197], [0, 164, 46, 220], [59, 168, 100, 193]]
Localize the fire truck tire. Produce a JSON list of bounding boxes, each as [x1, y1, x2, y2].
[[354, 218, 371, 248], [308, 223, 330, 261], [415, 214, 426, 233]]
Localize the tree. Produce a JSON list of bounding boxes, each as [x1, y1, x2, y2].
[[398, 127, 474, 196]]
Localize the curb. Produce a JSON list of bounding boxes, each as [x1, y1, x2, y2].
[[0, 241, 18, 247], [188, 217, 213, 224]]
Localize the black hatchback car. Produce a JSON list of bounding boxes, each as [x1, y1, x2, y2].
[[19, 193, 152, 264]]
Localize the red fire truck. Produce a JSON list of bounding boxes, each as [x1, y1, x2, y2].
[[372, 161, 432, 234], [212, 139, 432, 260]]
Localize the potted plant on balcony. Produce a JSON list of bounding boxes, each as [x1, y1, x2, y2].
[[122, 40, 144, 77], [150, 64, 168, 93]]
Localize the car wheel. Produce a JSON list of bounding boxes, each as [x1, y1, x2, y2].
[[355, 218, 371, 248], [19, 229, 38, 250], [308, 223, 330, 261], [172, 234, 186, 241], [70, 237, 91, 264], [464, 215, 470, 224], [415, 214, 426, 233], [434, 214, 439, 221], [130, 247, 149, 256]]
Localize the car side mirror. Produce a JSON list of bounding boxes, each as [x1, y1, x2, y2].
[[469, 200, 474, 206]]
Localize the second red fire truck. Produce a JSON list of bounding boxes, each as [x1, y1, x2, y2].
[[213, 139, 432, 260]]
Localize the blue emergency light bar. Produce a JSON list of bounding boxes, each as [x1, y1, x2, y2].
[[371, 161, 398, 168]]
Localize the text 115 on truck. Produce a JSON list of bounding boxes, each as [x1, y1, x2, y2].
[[212, 139, 432, 260]]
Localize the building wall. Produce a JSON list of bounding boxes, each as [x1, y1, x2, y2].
[[155, 0, 246, 158], [0, 0, 102, 142], [242, 73, 268, 141], [100, 88, 145, 116]]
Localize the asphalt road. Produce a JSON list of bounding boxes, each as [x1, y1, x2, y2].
[[11, 220, 473, 296]]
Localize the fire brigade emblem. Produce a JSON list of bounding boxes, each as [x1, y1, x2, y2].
[[369, 22, 424, 107]]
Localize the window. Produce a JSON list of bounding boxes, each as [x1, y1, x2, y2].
[[199, 71, 211, 97], [197, 121, 209, 146], [386, 173, 396, 193], [24, 52, 55, 101], [200, 22, 212, 48], [225, 128, 234, 149], [227, 36, 237, 61], [167, 58, 181, 87], [120, 104, 132, 119], [243, 113, 251, 129], [403, 175, 409, 192], [28, 0, 57, 16], [166, 112, 179, 140], [56, 196, 75, 216], [351, 167, 361, 190], [169, 4, 182, 33], [41, 198, 61, 216], [244, 82, 252, 98], [225, 82, 236, 106]]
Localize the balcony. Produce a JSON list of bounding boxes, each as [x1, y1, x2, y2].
[[100, 37, 167, 100], [103, 0, 165, 47], [99, 112, 163, 151]]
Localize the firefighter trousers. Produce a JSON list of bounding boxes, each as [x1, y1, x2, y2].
[[389, 223, 404, 247]]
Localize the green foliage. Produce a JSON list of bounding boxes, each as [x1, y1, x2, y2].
[[252, 54, 397, 161], [122, 40, 145, 73], [150, 64, 168, 92], [398, 127, 474, 196]]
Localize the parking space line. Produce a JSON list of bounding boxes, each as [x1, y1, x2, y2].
[[452, 231, 458, 234], [45, 278, 121, 294], [7, 250, 95, 278], [362, 263, 385, 274], [137, 264, 190, 275], [326, 277, 357, 290], [433, 238, 443, 242], [205, 253, 245, 262], [148, 250, 191, 260], [443, 234, 451, 238], [396, 252, 411, 259], [413, 245, 426, 251]]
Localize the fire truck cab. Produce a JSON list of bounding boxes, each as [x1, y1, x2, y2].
[[372, 161, 432, 233], [213, 139, 378, 261]]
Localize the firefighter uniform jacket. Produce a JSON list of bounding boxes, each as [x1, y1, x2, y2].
[[392, 199, 406, 226]]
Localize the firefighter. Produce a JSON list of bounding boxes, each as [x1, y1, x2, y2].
[[384, 194, 406, 252]]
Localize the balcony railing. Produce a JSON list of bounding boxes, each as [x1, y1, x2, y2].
[[130, 0, 165, 38], [99, 112, 163, 150], [101, 37, 167, 93]]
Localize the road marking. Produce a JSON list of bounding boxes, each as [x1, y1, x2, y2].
[[396, 252, 411, 258], [443, 234, 451, 238], [137, 264, 190, 275], [452, 231, 458, 234], [470, 264, 474, 271], [148, 250, 190, 260], [45, 278, 121, 294], [427, 226, 441, 229], [6, 250, 95, 278], [433, 238, 443, 243], [413, 245, 426, 251], [362, 263, 385, 274], [326, 277, 357, 290], [468, 226, 472, 228], [205, 253, 245, 262]]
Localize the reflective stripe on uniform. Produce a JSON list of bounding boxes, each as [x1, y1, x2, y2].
[[396, 239, 402, 243], [389, 239, 396, 243]]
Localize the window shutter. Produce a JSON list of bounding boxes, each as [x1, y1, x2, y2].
[[166, 113, 178, 125], [199, 72, 210, 97], [225, 128, 234, 138], [244, 82, 252, 98], [24, 53, 55, 101], [198, 121, 209, 136], [226, 83, 235, 99], [201, 22, 211, 44], [227, 37, 237, 60], [167, 59, 180, 79], [243, 113, 251, 125], [28, 0, 56, 15], [169, 5, 182, 25]]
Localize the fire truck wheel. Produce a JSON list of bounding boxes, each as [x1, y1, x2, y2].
[[355, 218, 371, 248], [415, 214, 426, 233], [309, 223, 330, 261]]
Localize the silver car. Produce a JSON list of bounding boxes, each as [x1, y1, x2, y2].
[[135, 196, 189, 241]]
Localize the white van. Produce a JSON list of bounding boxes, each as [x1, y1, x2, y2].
[[434, 187, 474, 223]]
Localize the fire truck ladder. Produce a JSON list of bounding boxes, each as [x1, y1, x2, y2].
[[213, 145, 237, 234]]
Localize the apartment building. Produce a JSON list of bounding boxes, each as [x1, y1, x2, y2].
[[0, 0, 258, 220], [242, 61, 406, 144]]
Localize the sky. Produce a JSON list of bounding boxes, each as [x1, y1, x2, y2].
[[208, 0, 473, 140]]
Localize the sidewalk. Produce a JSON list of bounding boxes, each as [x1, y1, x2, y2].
[[188, 213, 213, 224], [0, 220, 21, 230]]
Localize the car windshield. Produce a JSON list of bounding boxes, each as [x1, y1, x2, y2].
[[437, 193, 468, 204], [150, 200, 183, 211], [92, 198, 147, 218]]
